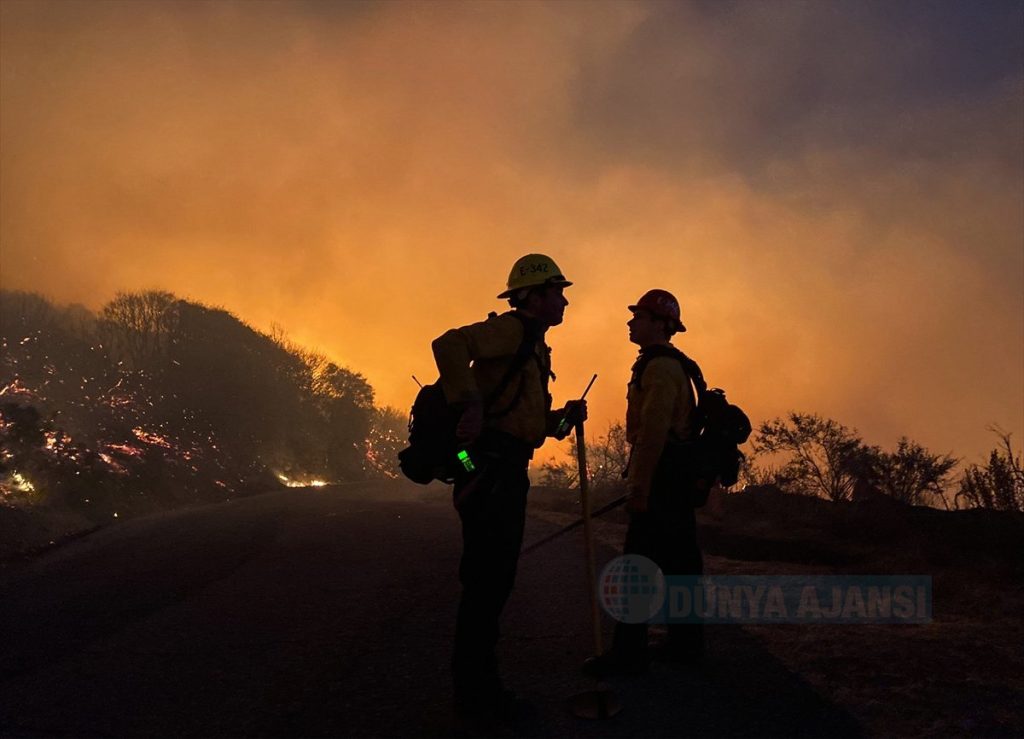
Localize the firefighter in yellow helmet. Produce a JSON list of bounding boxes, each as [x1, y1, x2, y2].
[[585, 288, 704, 677], [432, 253, 587, 725]]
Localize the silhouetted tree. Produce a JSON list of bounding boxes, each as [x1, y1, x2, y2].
[[537, 422, 628, 492], [307, 359, 375, 481], [753, 413, 867, 502], [1, 288, 438, 516], [169, 300, 308, 475], [99, 290, 178, 371], [738, 455, 787, 489], [316, 363, 375, 410], [270, 340, 376, 481], [537, 459, 577, 489], [1, 290, 117, 440], [366, 406, 407, 479], [957, 429, 1024, 512], [588, 422, 629, 491], [864, 438, 958, 508]]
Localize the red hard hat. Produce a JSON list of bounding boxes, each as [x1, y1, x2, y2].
[[628, 289, 686, 333]]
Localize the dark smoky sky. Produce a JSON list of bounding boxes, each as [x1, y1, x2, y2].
[[1, 0, 1021, 464]]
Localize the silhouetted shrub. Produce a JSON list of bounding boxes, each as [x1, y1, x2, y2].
[[861, 438, 957, 509], [537, 422, 628, 493], [751, 414, 957, 508], [957, 429, 1024, 513], [753, 413, 868, 502], [366, 406, 407, 479]]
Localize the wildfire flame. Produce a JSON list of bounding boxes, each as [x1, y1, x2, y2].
[[132, 427, 172, 448], [0, 313, 372, 506], [10, 471, 35, 493], [275, 472, 330, 488], [0, 379, 35, 399]]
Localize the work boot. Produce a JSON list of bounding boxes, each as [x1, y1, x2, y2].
[[581, 651, 649, 677]]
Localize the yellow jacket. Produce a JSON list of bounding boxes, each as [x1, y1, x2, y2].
[[626, 347, 697, 505], [432, 312, 553, 448]]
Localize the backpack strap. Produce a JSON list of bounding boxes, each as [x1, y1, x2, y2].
[[675, 350, 708, 397], [621, 344, 706, 480], [483, 311, 546, 419], [631, 344, 708, 444], [631, 344, 707, 396]]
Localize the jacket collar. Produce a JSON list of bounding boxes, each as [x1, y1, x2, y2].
[[510, 310, 547, 337]]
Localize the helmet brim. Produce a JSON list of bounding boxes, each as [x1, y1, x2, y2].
[[628, 305, 686, 333], [497, 277, 573, 299]]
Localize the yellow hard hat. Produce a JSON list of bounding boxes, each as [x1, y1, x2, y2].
[[497, 253, 573, 299]]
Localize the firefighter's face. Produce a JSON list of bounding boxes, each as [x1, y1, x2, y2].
[[528, 285, 568, 327], [628, 309, 668, 346]]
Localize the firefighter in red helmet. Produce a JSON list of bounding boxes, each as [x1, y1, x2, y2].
[[585, 288, 705, 676]]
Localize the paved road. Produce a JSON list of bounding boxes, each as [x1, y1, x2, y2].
[[0, 480, 859, 737]]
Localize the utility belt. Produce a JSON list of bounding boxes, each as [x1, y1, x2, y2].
[[476, 429, 535, 466], [453, 430, 533, 511], [653, 435, 710, 509]]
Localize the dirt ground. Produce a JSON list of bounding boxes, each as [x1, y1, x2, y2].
[[528, 484, 1024, 737], [2, 481, 1021, 737]]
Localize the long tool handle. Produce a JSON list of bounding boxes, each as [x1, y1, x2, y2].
[[579, 373, 598, 401], [520, 494, 627, 556], [556, 373, 598, 437], [576, 420, 603, 657]]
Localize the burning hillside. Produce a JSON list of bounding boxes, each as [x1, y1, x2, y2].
[[0, 290, 406, 529]]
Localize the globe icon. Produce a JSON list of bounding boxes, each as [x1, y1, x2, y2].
[[598, 554, 666, 624]]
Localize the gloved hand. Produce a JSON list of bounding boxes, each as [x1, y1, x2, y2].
[[554, 399, 589, 439], [564, 399, 588, 426], [455, 401, 484, 446]]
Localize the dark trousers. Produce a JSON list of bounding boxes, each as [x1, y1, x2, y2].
[[451, 445, 531, 709], [613, 462, 704, 660]]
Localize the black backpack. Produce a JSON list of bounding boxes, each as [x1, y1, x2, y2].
[[398, 313, 541, 484], [632, 345, 752, 501]]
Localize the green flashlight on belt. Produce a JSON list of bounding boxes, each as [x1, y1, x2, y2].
[[457, 449, 476, 472]]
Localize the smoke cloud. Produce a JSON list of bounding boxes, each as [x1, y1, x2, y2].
[[2, 0, 1021, 463]]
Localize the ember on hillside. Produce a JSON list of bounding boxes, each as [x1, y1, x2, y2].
[[0, 290, 407, 518]]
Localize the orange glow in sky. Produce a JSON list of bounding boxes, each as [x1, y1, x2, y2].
[[2, 1, 1022, 467]]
